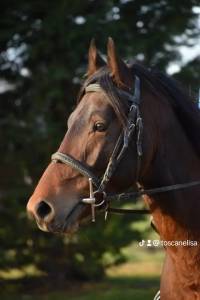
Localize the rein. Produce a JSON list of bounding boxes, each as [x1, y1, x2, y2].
[[51, 77, 200, 221]]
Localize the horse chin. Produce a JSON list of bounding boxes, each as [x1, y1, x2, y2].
[[63, 221, 80, 235], [37, 218, 80, 235]]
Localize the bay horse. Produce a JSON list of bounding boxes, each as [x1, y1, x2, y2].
[[27, 38, 200, 299]]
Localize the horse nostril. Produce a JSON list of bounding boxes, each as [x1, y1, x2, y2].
[[36, 201, 53, 220]]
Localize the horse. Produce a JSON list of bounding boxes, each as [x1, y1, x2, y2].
[[27, 38, 200, 299]]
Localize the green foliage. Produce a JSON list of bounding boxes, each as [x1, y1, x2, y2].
[[0, 288, 158, 300], [1, 276, 160, 300], [0, 0, 199, 280]]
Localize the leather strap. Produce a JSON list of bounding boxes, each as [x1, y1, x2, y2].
[[51, 152, 100, 188], [107, 180, 200, 202], [107, 207, 150, 214]]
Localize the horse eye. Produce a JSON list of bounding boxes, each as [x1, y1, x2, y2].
[[94, 122, 106, 132]]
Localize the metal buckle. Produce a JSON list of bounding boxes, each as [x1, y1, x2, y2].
[[82, 178, 96, 222], [82, 178, 107, 222], [129, 104, 137, 112]]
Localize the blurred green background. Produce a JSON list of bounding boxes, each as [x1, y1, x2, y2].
[[0, 0, 199, 299]]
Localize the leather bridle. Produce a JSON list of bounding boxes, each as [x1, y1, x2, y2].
[[51, 76, 200, 222]]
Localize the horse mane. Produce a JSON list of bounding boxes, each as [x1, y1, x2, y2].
[[131, 64, 200, 157], [78, 64, 200, 156]]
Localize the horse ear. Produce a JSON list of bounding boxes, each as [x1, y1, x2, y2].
[[87, 38, 105, 77], [107, 37, 132, 88]]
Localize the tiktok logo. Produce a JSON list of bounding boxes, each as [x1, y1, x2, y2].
[[139, 240, 145, 247]]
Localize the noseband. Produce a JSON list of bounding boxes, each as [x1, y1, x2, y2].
[[51, 76, 200, 222]]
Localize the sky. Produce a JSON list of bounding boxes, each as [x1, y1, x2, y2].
[[167, 6, 200, 75]]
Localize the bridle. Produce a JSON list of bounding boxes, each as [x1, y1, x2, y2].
[[52, 76, 144, 220], [51, 76, 200, 222]]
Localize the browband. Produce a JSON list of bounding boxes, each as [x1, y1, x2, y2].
[[85, 76, 141, 105]]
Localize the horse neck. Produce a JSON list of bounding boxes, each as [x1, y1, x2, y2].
[[136, 78, 200, 297], [141, 93, 200, 236]]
